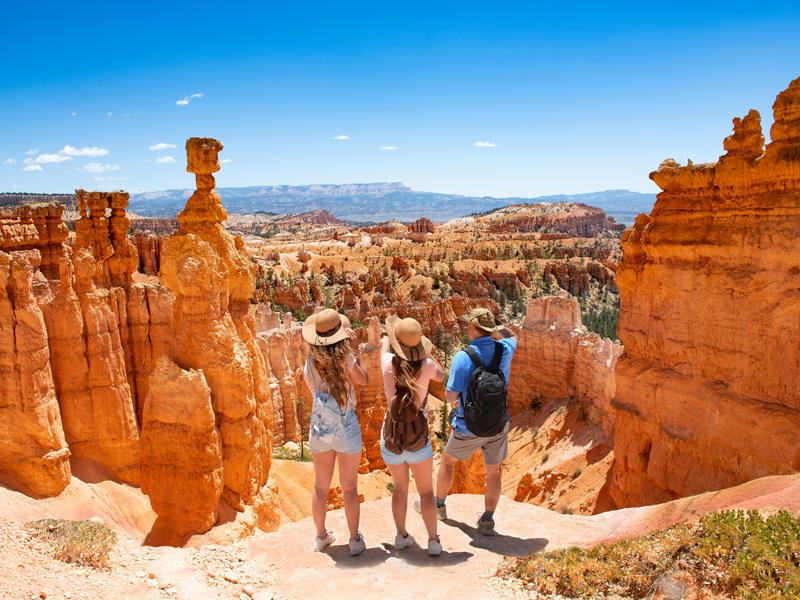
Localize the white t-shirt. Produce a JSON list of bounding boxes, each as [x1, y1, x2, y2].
[[304, 353, 358, 412], [380, 353, 440, 410]]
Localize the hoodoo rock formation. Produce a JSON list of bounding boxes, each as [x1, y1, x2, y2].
[[509, 296, 622, 438], [155, 137, 273, 519], [610, 77, 800, 507], [0, 250, 71, 498]]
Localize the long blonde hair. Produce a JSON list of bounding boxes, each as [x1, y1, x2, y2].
[[392, 355, 423, 404], [310, 341, 351, 408]]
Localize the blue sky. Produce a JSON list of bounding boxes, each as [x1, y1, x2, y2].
[[2, 1, 799, 197]]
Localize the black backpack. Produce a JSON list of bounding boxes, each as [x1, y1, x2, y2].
[[462, 342, 508, 437]]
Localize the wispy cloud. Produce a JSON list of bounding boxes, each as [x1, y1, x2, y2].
[[149, 142, 177, 151], [155, 156, 176, 164], [70, 112, 77, 117], [106, 112, 113, 117], [176, 93, 203, 106], [33, 153, 72, 164], [83, 163, 120, 173], [24, 164, 43, 171], [332, 134, 350, 141], [474, 141, 498, 148], [92, 176, 123, 183], [25, 149, 38, 156], [220, 158, 232, 164], [378, 145, 398, 151], [62, 145, 109, 157], [3, 158, 15, 165]]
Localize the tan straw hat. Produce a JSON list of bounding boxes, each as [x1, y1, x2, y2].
[[302, 308, 351, 346], [459, 307, 503, 333], [385, 316, 433, 361]]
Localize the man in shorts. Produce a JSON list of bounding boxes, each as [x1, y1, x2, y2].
[[420, 308, 517, 535]]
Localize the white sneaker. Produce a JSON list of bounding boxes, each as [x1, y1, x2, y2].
[[349, 533, 366, 556], [313, 529, 335, 552], [427, 537, 442, 556], [394, 532, 415, 550]]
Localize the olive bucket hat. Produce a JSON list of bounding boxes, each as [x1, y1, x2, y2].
[[459, 307, 503, 334]]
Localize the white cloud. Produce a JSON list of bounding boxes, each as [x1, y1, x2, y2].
[[3, 158, 15, 165], [83, 162, 120, 173], [25, 149, 38, 156], [220, 158, 232, 164], [106, 112, 113, 117], [474, 141, 498, 148], [35, 153, 73, 164], [24, 164, 43, 171], [148, 142, 177, 151], [378, 145, 398, 151], [70, 112, 77, 117], [155, 155, 176, 164], [176, 92, 203, 106], [332, 134, 350, 141], [92, 176, 123, 183], [62, 145, 109, 157]]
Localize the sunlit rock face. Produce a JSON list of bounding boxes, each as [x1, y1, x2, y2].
[[610, 77, 800, 508], [155, 138, 273, 521], [0, 250, 71, 497]]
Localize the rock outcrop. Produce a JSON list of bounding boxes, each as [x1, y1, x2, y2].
[[42, 250, 140, 484], [0, 250, 71, 497], [140, 358, 223, 539], [154, 138, 273, 522], [610, 77, 800, 507], [508, 296, 621, 438]]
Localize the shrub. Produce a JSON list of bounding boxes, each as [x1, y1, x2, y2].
[[26, 519, 117, 569], [505, 509, 800, 599]]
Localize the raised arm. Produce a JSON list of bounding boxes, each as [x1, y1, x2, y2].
[[345, 327, 369, 385], [497, 325, 518, 341], [429, 354, 445, 383]]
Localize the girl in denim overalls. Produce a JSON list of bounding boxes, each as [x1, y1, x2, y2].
[[302, 309, 368, 556]]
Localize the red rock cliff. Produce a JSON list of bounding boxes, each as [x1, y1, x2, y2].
[[610, 77, 800, 507]]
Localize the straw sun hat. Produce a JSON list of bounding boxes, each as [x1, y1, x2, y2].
[[385, 316, 433, 362], [302, 308, 352, 346]]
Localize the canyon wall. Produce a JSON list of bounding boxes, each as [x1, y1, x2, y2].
[[509, 296, 622, 438], [610, 77, 800, 507]]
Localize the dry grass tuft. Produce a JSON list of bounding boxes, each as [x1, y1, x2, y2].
[[26, 519, 117, 569]]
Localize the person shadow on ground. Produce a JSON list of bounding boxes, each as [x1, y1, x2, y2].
[[443, 518, 548, 557], [325, 541, 473, 568]]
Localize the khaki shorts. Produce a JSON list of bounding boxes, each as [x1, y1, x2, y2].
[[444, 421, 509, 465]]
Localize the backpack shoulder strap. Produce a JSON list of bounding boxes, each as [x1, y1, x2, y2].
[[462, 346, 483, 370], [488, 341, 504, 373]]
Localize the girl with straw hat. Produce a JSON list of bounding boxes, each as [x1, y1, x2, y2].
[[380, 316, 446, 556], [302, 309, 369, 556]]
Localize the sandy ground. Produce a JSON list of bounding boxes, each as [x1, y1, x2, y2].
[[1, 472, 797, 600]]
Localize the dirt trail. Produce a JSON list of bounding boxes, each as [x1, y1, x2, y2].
[[0, 473, 797, 599]]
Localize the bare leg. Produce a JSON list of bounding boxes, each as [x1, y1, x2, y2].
[[484, 462, 502, 513], [337, 451, 362, 540], [311, 450, 336, 538], [435, 451, 459, 501], [386, 463, 410, 536], [409, 458, 437, 541]]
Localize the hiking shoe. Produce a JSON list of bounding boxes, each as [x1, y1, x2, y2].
[[313, 529, 335, 552], [427, 537, 442, 556], [394, 532, 415, 550], [476, 516, 496, 536], [414, 499, 448, 521], [349, 533, 366, 556]]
